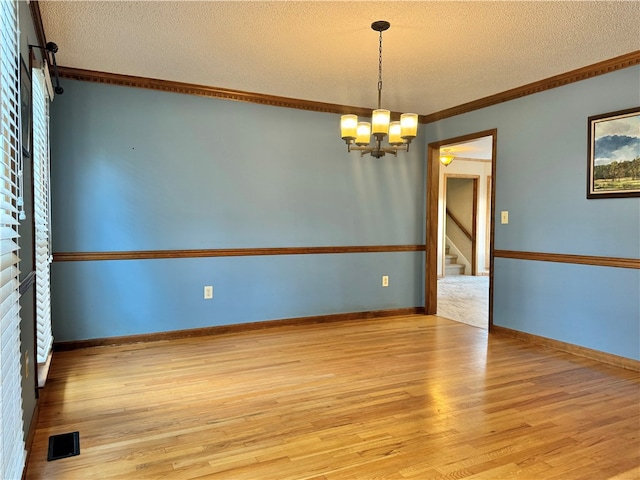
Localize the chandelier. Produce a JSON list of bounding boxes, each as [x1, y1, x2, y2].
[[440, 149, 456, 166], [340, 21, 418, 158]]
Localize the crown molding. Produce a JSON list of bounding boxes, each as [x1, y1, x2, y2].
[[57, 51, 640, 124], [421, 50, 640, 123], [56, 66, 377, 118]]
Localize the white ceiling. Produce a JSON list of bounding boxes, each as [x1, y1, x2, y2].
[[39, 1, 640, 116]]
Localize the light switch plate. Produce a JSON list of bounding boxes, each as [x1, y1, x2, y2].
[[204, 286, 213, 299]]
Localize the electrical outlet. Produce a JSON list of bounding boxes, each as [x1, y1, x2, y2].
[[204, 286, 213, 299], [501, 211, 509, 224], [382, 275, 389, 287]]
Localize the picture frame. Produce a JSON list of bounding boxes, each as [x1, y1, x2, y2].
[[20, 56, 32, 158], [587, 106, 640, 199]]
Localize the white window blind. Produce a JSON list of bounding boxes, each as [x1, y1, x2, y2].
[[32, 68, 52, 364], [1, 0, 27, 478]]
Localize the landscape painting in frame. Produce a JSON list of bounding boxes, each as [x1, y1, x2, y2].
[[587, 106, 640, 199]]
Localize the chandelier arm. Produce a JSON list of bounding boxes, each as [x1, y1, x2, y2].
[[349, 145, 407, 158], [349, 146, 407, 152], [382, 146, 406, 155]]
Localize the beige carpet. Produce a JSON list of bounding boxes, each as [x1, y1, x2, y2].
[[437, 275, 489, 329]]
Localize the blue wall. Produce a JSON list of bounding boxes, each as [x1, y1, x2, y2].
[[50, 81, 426, 341], [51, 66, 640, 361], [426, 66, 640, 360]]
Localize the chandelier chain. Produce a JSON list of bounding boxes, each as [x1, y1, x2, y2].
[[377, 29, 383, 109]]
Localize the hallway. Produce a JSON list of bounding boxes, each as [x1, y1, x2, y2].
[[437, 275, 489, 329]]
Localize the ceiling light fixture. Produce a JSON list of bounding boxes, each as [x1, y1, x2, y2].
[[340, 21, 418, 158], [440, 149, 455, 166]]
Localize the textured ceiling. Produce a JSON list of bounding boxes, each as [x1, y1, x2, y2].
[[39, 1, 640, 116]]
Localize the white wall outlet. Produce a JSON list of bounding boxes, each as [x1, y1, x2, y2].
[[204, 285, 213, 299], [501, 211, 509, 224], [382, 275, 389, 287]]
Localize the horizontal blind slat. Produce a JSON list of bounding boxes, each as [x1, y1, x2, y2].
[[1, 0, 27, 477]]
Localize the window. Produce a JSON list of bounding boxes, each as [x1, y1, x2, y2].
[[32, 67, 52, 366], [0, 0, 27, 478]]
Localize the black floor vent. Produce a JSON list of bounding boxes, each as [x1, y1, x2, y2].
[[47, 431, 80, 461]]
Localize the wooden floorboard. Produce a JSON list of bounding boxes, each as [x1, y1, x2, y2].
[[25, 315, 640, 479]]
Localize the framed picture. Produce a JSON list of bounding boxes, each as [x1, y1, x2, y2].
[[20, 56, 32, 158], [587, 106, 640, 199]]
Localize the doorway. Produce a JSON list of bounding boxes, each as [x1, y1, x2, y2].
[[443, 175, 478, 277], [425, 130, 497, 329]]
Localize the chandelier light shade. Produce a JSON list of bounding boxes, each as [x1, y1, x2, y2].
[[340, 21, 418, 158], [440, 149, 455, 166]]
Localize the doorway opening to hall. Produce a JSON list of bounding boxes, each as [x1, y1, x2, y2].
[[427, 133, 495, 329]]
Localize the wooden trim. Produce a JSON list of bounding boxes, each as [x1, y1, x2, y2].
[[56, 66, 392, 118], [58, 51, 639, 123], [494, 249, 640, 270], [53, 245, 425, 262], [440, 174, 448, 278], [428, 130, 499, 151], [425, 146, 439, 315], [488, 134, 498, 331], [426, 130, 498, 318], [422, 50, 640, 123], [443, 173, 481, 277], [492, 325, 640, 372], [445, 208, 473, 242], [471, 178, 478, 276], [485, 176, 492, 273], [586, 106, 640, 199], [53, 307, 425, 351], [28, 1, 47, 51], [444, 175, 478, 276]]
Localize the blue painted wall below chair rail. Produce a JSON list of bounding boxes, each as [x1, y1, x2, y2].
[[52, 252, 425, 341], [49, 80, 427, 342]]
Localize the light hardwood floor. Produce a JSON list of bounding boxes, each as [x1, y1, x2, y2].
[[26, 315, 640, 479]]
